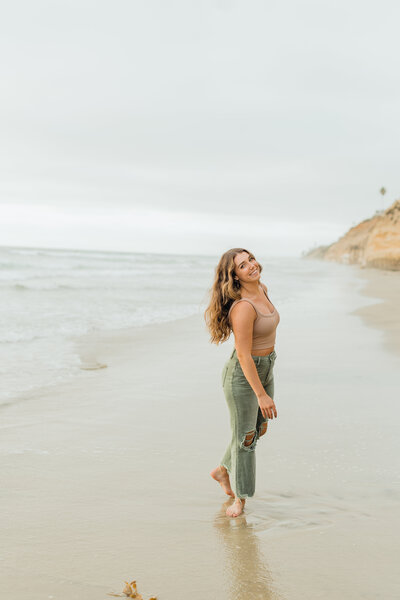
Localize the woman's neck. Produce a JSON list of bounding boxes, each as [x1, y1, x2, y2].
[[240, 281, 261, 298]]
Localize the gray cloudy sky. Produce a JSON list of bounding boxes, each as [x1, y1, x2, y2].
[[1, 0, 399, 256]]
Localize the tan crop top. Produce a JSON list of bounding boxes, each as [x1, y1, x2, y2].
[[228, 286, 280, 350]]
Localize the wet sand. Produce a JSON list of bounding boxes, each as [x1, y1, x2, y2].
[[1, 264, 399, 599], [352, 266, 400, 357]]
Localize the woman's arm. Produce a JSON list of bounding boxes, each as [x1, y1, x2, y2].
[[230, 302, 277, 419]]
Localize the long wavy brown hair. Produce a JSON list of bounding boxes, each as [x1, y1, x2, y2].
[[204, 248, 263, 344]]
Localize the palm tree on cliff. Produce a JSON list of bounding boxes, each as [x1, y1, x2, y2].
[[380, 187, 386, 211]]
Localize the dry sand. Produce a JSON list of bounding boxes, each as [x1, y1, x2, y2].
[[1, 265, 399, 599]]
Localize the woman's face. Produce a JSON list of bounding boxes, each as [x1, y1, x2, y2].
[[233, 251, 260, 284]]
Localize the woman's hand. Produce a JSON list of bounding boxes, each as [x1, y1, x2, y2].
[[257, 392, 277, 420]]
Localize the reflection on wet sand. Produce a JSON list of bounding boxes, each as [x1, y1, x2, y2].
[[213, 500, 282, 600]]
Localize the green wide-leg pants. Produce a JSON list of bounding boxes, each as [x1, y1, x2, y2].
[[220, 347, 276, 499]]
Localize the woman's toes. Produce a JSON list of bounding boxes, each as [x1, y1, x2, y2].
[[226, 499, 244, 517]]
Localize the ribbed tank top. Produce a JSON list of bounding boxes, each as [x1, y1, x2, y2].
[[228, 286, 280, 350]]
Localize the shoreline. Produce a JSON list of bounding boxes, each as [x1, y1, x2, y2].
[[0, 312, 207, 413], [4, 260, 398, 417]]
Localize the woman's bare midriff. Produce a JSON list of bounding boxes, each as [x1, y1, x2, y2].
[[251, 346, 274, 357]]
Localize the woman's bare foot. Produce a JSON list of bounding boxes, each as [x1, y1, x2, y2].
[[226, 497, 245, 518], [210, 465, 235, 498]]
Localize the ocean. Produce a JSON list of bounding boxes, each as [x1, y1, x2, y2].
[[0, 245, 341, 406]]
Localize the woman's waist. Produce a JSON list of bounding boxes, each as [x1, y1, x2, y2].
[[250, 345, 274, 357], [230, 346, 276, 360]]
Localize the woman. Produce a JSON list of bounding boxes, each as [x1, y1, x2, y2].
[[204, 248, 280, 517]]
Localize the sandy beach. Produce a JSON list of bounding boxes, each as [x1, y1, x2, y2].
[[1, 262, 400, 599]]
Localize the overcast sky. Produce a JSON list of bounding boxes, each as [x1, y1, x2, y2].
[[1, 0, 399, 256]]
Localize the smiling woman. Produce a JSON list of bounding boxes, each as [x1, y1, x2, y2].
[[204, 247, 280, 517]]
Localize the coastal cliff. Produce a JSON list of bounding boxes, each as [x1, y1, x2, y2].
[[306, 199, 400, 270]]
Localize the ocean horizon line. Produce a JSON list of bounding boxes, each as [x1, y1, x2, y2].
[[0, 243, 301, 260]]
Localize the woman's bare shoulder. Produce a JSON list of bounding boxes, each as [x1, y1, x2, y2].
[[230, 299, 257, 321]]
